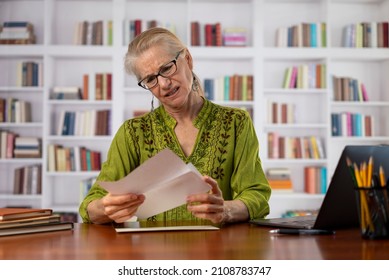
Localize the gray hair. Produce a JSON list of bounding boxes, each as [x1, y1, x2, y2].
[[124, 27, 186, 80]]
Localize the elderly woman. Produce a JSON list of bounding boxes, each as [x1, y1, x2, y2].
[[79, 27, 270, 224]]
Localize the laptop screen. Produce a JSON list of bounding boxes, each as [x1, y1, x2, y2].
[[314, 145, 389, 229]]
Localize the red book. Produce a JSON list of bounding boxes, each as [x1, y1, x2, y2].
[[191, 21, 200, 46], [382, 22, 388, 48], [80, 147, 87, 171], [304, 166, 317, 194], [82, 74, 89, 100], [106, 73, 112, 100], [215, 22, 222, 46], [205, 24, 213, 46]]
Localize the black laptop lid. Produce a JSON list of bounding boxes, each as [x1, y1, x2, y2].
[[314, 145, 389, 229]]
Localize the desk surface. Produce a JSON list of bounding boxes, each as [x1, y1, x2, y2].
[[1, 223, 389, 260]]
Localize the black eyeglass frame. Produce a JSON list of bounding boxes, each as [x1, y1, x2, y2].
[[137, 49, 185, 90]]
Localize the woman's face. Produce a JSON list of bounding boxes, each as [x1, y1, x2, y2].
[[136, 46, 194, 111]]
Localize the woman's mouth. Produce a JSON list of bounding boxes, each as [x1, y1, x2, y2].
[[165, 87, 179, 97]]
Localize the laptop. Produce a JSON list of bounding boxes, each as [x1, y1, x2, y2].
[[250, 145, 389, 230]]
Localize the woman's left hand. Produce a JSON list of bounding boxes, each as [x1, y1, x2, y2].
[[186, 175, 227, 224]]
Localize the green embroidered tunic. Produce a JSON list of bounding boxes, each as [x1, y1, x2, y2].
[[79, 99, 271, 223]]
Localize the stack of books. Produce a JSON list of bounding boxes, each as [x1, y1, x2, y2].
[[13, 137, 41, 158], [266, 168, 293, 192], [50, 87, 82, 100], [0, 21, 36, 44], [0, 208, 73, 237]]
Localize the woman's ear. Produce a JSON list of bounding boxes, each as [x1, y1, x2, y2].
[[184, 49, 193, 70]]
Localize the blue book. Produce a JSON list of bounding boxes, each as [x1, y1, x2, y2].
[[310, 23, 317, 47], [203, 79, 214, 100], [3, 21, 30, 27], [224, 76, 230, 101], [320, 167, 327, 194]]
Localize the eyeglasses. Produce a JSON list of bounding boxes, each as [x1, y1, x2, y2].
[[138, 49, 184, 90]]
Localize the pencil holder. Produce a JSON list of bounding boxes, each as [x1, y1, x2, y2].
[[354, 187, 389, 239]]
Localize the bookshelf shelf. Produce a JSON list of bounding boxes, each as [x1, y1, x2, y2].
[[331, 101, 389, 107], [46, 136, 112, 141], [0, 122, 43, 128], [0, 194, 42, 200], [46, 171, 100, 177], [264, 159, 328, 165], [263, 124, 328, 129], [1, 0, 388, 219]]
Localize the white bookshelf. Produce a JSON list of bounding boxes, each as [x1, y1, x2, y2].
[[1, 0, 388, 219]]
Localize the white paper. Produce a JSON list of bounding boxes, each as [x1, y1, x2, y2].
[[99, 148, 211, 219]]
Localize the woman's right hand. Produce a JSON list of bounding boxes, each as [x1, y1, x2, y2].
[[89, 193, 145, 224]]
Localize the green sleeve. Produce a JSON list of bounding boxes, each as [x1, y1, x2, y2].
[[79, 123, 138, 223], [231, 111, 271, 219]]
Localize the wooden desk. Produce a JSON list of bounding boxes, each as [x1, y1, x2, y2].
[[1, 223, 389, 260]]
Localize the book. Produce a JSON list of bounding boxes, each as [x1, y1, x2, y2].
[[0, 208, 52, 221], [98, 148, 211, 219], [0, 222, 73, 237], [0, 214, 61, 229]]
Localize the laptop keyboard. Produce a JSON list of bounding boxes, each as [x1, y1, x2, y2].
[[266, 215, 317, 228]]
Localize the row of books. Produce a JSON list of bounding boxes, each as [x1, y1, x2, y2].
[[304, 166, 327, 194], [282, 63, 326, 89], [267, 133, 325, 160], [56, 109, 110, 136], [50, 73, 112, 101], [266, 168, 293, 192], [47, 144, 101, 172], [83, 73, 112, 100], [79, 177, 96, 202], [16, 61, 43, 87], [342, 22, 389, 48], [123, 19, 177, 45], [331, 112, 374, 137], [0, 21, 36, 45], [276, 22, 327, 48], [281, 209, 318, 218], [0, 98, 32, 123], [203, 75, 253, 101], [191, 21, 247, 47], [73, 20, 113, 46], [0, 132, 41, 159], [13, 164, 42, 195], [267, 101, 295, 124], [0, 208, 73, 237], [332, 76, 369, 102]]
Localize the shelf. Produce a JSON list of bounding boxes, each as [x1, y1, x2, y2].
[[331, 101, 389, 107], [0, 122, 43, 128], [46, 171, 100, 177], [0, 194, 42, 200], [263, 123, 328, 129], [47, 136, 112, 141]]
